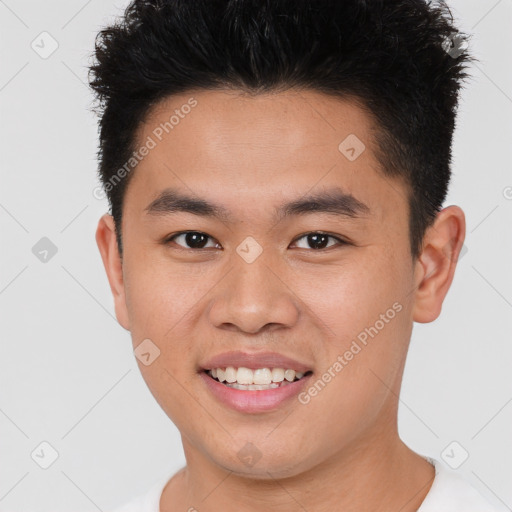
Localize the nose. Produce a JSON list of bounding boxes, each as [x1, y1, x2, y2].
[[207, 254, 300, 335]]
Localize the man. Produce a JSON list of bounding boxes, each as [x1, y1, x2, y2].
[[89, 0, 505, 510]]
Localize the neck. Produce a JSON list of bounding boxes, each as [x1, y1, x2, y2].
[[160, 423, 435, 512]]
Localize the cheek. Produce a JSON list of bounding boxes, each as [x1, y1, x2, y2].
[[294, 253, 407, 335], [290, 261, 411, 443], [292, 250, 413, 387], [135, 358, 202, 435], [122, 250, 203, 339]]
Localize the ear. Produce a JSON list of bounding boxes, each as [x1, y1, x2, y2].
[[412, 205, 466, 323], [95, 213, 130, 330]]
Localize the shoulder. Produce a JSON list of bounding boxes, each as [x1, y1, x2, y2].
[[418, 457, 508, 512], [109, 471, 174, 512]]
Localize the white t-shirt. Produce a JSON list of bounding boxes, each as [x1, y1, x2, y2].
[[110, 457, 508, 512]]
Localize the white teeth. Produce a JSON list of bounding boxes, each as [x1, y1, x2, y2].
[[253, 368, 272, 385], [207, 366, 308, 386], [236, 367, 254, 385], [224, 382, 290, 390], [284, 369, 296, 382], [225, 366, 237, 383], [271, 368, 284, 382]]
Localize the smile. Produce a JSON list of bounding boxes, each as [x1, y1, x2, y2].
[[200, 366, 314, 413], [206, 366, 311, 390]]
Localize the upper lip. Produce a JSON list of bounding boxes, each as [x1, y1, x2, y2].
[[200, 351, 313, 373]]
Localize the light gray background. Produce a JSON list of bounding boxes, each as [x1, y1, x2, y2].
[[0, 0, 511, 510]]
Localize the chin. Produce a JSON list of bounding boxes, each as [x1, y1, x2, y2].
[[209, 441, 313, 480]]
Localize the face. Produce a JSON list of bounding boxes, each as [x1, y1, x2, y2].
[[96, 89, 462, 479]]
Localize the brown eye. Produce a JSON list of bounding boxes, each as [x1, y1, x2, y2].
[[167, 231, 219, 249], [292, 232, 346, 250]]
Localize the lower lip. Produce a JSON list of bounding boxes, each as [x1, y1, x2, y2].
[[199, 371, 312, 413]]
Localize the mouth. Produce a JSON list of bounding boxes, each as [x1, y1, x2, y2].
[[199, 364, 314, 413], [203, 367, 314, 391], [198, 351, 314, 412]]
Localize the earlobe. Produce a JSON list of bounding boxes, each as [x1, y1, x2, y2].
[[95, 213, 131, 330], [412, 206, 466, 324]]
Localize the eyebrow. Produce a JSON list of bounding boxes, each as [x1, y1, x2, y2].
[[145, 187, 371, 222]]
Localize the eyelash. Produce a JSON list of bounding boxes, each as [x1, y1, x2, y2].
[[163, 231, 349, 251]]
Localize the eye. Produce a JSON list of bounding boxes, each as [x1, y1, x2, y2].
[[291, 232, 347, 250], [164, 230, 348, 251], [165, 231, 220, 250]]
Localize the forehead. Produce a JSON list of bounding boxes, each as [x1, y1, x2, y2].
[[140, 88, 375, 162], [126, 89, 406, 223]]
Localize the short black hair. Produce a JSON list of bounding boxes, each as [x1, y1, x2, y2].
[[88, 0, 472, 259]]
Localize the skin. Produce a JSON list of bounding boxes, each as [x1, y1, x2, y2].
[[96, 89, 466, 512]]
